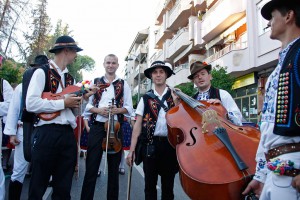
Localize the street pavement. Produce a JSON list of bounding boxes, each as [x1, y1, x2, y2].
[[4, 151, 190, 200]]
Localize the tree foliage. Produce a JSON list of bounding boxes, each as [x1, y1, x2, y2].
[[25, 0, 51, 63], [174, 65, 235, 96], [0, 59, 24, 84], [175, 82, 197, 96], [68, 55, 95, 82], [211, 65, 236, 94]]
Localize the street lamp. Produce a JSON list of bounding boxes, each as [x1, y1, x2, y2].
[[127, 55, 142, 101]]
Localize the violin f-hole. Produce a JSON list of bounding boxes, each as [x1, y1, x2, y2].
[[186, 127, 197, 146]]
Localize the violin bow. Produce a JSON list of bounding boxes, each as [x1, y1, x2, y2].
[[103, 100, 113, 175], [126, 157, 133, 200]]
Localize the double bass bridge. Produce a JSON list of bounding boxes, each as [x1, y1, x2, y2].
[[201, 110, 221, 133]]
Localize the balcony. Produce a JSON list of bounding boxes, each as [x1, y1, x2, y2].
[[133, 63, 147, 80], [167, 63, 190, 86], [202, 0, 246, 42], [194, 0, 206, 11], [168, 0, 193, 31], [155, 23, 173, 49], [135, 44, 148, 58], [205, 41, 250, 75], [133, 84, 147, 96], [167, 28, 191, 59], [155, 0, 176, 25]]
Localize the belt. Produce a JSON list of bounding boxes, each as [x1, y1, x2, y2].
[[93, 121, 105, 126], [266, 143, 300, 160], [152, 136, 168, 142]]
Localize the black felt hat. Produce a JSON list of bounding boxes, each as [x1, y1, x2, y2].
[[30, 55, 49, 67], [261, 0, 298, 20], [144, 61, 175, 79], [49, 35, 83, 53]]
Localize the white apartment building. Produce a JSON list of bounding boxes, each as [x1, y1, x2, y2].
[[124, 0, 280, 123], [123, 28, 150, 100]]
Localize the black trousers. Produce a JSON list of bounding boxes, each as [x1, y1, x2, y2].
[[142, 137, 179, 200], [81, 122, 122, 200], [28, 124, 77, 200]]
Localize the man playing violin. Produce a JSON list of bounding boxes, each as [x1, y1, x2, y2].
[[81, 54, 133, 200], [26, 36, 96, 199], [243, 0, 300, 199], [126, 61, 180, 200], [187, 61, 243, 126]]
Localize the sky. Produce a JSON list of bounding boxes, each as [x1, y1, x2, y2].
[[47, 0, 160, 80]]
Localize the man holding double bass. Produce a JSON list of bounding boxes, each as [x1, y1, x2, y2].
[[81, 54, 133, 200], [26, 36, 96, 199], [187, 61, 243, 125]]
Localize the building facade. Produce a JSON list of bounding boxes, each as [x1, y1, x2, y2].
[[124, 0, 280, 123]]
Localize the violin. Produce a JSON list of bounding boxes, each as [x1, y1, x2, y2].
[[166, 89, 260, 200], [38, 83, 110, 121], [102, 98, 122, 154]]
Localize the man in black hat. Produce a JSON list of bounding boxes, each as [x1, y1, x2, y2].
[[187, 61, 242, 125], [4, 55, 48, 200], [243, 0, 300, 199], [26, 36, 95, 199], [126, 61, 179, 200]]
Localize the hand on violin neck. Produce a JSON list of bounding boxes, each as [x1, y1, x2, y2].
[[207, 98, 221, 104], [64, 94, 82, 108], [83, 85, 99, 100]]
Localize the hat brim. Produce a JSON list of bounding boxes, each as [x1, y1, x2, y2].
[[261, 1, 278, 20], [144, 65, 175, 79], [261, 0, 296, 20], [187, 65, 212, 80], [49, 45, 83, 53]]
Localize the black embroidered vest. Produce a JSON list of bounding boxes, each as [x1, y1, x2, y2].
[[141, 88, 175, 143], [41, 65, 74, 93], [192, 86, 221, 100], [91, 76, 124, 124], [35, 64, 74, 123], [274, 38, 300, 136]]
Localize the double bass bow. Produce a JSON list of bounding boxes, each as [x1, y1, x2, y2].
[[166, 89, 260, 200]]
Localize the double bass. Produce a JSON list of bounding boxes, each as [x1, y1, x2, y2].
[[166, 89, 260, 200]]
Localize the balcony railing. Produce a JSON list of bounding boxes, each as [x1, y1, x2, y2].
[[205, 41, 248, 63]]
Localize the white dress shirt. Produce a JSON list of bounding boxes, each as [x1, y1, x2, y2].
[[85, 76, 133, 122], [4, 84, 22, 136], [26, 60, 78, 129], [135, 87, 169, 137], [0, 79, 13, 123]]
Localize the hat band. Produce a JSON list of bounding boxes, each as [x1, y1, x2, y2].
[[151, 62, 166, 68], [53, 42, 78, 47]]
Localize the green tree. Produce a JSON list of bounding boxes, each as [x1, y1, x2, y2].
[[0, 59, 24, 84], [25, 0, 51, 64], [175, 82, 197, 96], [174, 65, 235, 96], [68, 55, 95, 82], [211, 65, 236, 94]]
